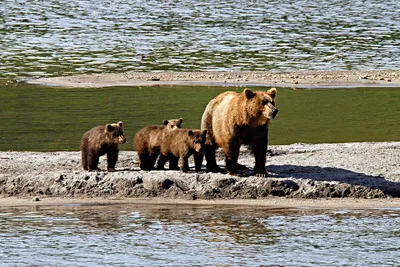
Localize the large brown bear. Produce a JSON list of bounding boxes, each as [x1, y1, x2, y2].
[[134, 118, 183, 170], [158, 129, 207, 172], [201, 88, 278, 177], [80, 121, 126, 172]]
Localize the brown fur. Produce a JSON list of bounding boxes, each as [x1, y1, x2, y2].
[[80, 121, 126, 172], [201, 88, 278, 176], [133, 118, 182, 170], [158, 129, 207, 172]]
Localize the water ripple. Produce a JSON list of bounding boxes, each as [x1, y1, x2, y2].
[[0, 205, 399, 266], [1, 0, 399, 80]]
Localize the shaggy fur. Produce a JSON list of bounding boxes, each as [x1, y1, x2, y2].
[[134, 118, 182, 170], [81, 121, 126, 172], [201, 88, 278, 176], [158, 129, 207, 172]]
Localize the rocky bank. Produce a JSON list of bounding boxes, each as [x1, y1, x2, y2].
[[1, 142, 399, 200]]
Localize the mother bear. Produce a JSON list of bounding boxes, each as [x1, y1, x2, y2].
[[200, 87, 278, 177]]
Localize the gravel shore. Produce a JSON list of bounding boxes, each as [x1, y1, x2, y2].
[[1, 142, 399, 207], [28, 69, 400, 88]]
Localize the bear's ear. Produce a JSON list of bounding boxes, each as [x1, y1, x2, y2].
[[117, 121, 123, 127], [188, 130, 194, 136], [267, 88, 277, 99], [244, 88, 255, 99], [178, 118, 183, 125], [163, 120, 169, 126], [106, 124, 115, 132]]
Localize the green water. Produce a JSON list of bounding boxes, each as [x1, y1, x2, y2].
[[0, 84, 399, 151]]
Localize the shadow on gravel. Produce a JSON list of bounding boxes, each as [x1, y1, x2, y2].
[[267, 164, 400, 197]]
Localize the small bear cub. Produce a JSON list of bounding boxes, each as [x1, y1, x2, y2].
[[158, 129, 207, 172], [134, 118, 183, 170], [80, 121, 126, 172]]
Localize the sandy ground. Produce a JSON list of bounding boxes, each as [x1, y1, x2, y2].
[[28, 69, 400, 88], [1, 196, 400, 210], [1, 142, 399, 208]]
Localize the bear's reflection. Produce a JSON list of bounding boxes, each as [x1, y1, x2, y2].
[[0, 204, 330, 246]]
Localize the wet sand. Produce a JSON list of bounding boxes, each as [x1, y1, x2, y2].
[[0, 196, 399, 210]]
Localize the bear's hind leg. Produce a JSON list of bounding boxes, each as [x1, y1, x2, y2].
[[168, 155, 179, 170], [225, 139, 242, 175], [138, 153, 150, 170], [81, 150, 88, 171], [87, 152, 100, 172], [156, 154, 168, 170], [149, 153, 159, 170], [204, 144, 224, 173], [107, 149, 118, 172]]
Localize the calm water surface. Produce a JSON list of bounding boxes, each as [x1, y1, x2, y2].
[[1, 0, 399, 81], [0, 204, 399, 266], [1, 84, 400, 151]]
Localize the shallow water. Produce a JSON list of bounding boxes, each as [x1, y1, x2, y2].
[[0, 204, 399, 266], [1, 0, 399, 81], [1, 84, 400, 151]]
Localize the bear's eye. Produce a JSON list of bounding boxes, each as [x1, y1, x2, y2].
[[261, 100, 269, 105], [114, 130, 123, 137]]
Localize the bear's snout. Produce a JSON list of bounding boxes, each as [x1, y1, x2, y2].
[[119, 135, 127, 144], [194, 143, 202, 152]]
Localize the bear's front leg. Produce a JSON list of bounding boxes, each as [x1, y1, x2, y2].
[[107, 149, 119, 172], [251, 139, 268, 177], [180, 153, 190, 172], [194, 151, 204, 172]]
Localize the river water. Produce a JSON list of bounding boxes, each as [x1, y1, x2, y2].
[[1, 204, 399, 266], [1, 0, 399, 81]]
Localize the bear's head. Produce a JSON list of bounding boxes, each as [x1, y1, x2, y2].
[[106, 121, 126, 144], [188, 129, 207, 152], [163, 118, 183, 131], [244, 87, 278, 124]]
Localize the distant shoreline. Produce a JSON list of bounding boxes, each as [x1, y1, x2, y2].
[[28, 69, 400, 88]]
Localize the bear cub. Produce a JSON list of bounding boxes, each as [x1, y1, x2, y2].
[[81, 121, 126, 172], [158, 129, 207, 172], [134, 118, 183, 170]]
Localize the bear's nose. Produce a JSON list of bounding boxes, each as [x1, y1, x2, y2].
[[272, 108, 279, 118]]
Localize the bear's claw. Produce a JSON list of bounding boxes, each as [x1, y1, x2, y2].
[[254, 172, 268, 177]]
